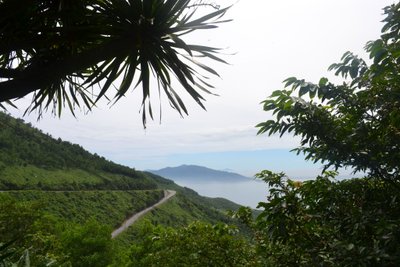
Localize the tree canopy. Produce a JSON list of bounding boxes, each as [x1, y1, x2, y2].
[[257, 3, 400, 183], [0, 0, 229, 125], [128, 221, 258, 266]]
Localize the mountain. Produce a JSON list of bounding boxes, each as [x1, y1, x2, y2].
[[0, 111, 156, 190], [149, 164, 251, 182], [0, 111, 242, 228]]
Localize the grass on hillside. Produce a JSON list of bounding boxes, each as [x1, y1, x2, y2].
[[0, 190, 164, 228], [113, 190, 246, 248], [0, 164, 156, 190]]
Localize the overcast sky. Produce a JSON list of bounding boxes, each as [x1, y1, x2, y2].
[[9, 0, 395, 177]]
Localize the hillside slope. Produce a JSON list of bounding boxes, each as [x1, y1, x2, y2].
[[0, 112, 242, 232], [0, 111, 156, 190], [0, 112, 248, 266]]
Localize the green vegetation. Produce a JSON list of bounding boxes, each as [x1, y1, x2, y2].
[[0, 187, 244, 266], [0, 166, 156, 191], [0, 198, 117, 266], [127, 221, 258, 267], [0, 190, 163, 227], [112, 185, 244, 249], [142, 193, 232, 226], [0, 111, 156, 190], [234, 172, 400, 266], [60, 219, 114, 267]]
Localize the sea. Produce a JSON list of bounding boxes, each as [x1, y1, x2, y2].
[[173, 178, 268, 209]]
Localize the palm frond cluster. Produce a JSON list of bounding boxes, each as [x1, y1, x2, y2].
[[0, 0, 229, 125]]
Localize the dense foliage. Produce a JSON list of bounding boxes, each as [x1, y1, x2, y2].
[[127, 221, 258, 267], [0, 190, 163, 227], [0, 188, 244, 266], [0, 198, 115, 266], [257, 3, 400, 183], [0, 0, 229, 125], [60, 219, 114, 267], [0, 112, 157, 190], [233, 171, 400, 266]]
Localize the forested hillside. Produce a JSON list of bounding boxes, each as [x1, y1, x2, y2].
[[0, 111, 156, 190], [0, 112, 241, 221]]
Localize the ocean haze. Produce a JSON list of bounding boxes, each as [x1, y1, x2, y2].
[[149, 165, 267, 208], [141, 149, 326, 179]]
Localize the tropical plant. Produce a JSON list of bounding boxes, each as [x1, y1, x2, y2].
[[0, 0, 230, 125], [257, 2, 400, 183]]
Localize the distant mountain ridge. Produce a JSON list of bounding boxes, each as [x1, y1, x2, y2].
[[149, 165, 250, 182]]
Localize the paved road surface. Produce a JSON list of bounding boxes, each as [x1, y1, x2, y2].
[[111, 190, 176, 238]]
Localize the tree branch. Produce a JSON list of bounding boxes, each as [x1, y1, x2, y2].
[[0, 39, 129, 102]]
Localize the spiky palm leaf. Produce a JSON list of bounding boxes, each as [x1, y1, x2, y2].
[[0, 0, 230, 125]]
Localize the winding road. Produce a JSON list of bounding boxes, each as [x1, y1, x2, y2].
[[111, 190, 176, 238], [0, 188, 175, 239]]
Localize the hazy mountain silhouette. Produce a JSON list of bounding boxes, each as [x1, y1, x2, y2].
[[149, 165, 250, 182]]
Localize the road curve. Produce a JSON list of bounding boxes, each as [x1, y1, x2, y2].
[[111, 190, 176, 239]]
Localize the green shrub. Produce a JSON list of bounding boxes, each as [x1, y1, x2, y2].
[[128, 221, 259, 267], [235, 171, 400, 266]]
